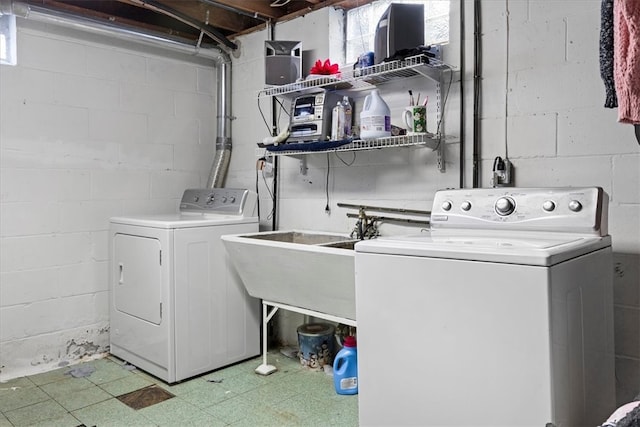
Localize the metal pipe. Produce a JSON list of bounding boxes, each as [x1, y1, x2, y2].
[[123, 0, 237, 50], [207, 53, 233, 188], [1, 0, 233, 189], [472, 0, 481, 188], [337, 202, 430, 216], [346, 213, 430, 226], [268, 20, 278, 231], [199, 0, 271, 22], [459, 0, 465, 188]]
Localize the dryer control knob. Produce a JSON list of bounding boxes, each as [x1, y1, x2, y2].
[[441, 201, 452, 211], [568, 200, 582, 212], [542, 200, 556, 212], [495, 197, 515, 216], [461, 201, 472, 211]]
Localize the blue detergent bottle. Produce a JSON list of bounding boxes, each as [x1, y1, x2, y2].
[[333, 336, 358, 395]]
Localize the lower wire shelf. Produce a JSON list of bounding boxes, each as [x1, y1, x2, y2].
[[259, 133, 442, 156], [257, 133, 447, 172]]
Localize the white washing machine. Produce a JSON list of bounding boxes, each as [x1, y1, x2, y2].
[[109, 188, 260, 384], [355, 187, 616, 427]]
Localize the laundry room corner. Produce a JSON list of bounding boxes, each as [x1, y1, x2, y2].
[[0, 17, 218, 380]]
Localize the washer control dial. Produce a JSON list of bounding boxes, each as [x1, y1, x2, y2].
[[442, 201, 452, 211], [542, 200, 556, 212], [460, 201, 472, 211], [495, 196, 516, 216], [568, 200, 582, 212]]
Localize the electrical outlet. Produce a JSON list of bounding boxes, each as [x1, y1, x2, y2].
[[263, 158, 274, 177], [492, 157, 513, 187]]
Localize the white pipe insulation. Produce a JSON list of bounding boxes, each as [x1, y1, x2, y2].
[[0, 0, 233, 188]]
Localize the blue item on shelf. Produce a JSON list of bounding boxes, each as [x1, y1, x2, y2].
[[266, 139, 352, 152]]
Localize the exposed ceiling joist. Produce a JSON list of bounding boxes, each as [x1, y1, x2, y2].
[[22, 0, 375, 49]]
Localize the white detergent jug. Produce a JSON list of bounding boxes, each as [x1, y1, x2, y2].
[[359, 89, 391, 139]]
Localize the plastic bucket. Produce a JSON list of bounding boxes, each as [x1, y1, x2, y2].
[[297, 323, 335, 370]]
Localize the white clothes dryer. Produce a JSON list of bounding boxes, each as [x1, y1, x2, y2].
[[109, 188, 260, 383], [355, 187, 616, 427]]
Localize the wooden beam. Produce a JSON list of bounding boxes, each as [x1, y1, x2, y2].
[[35, 0, 200, 40], [274, 0, 371, 22], [228, 0, 375, 38], [203, 0, 284, 20], [154, 0, 257, 33], [118, 0, 237, 49]]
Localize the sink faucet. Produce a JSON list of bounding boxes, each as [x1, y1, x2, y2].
[[351, 207, 379, 240]]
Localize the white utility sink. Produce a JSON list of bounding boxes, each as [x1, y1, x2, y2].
[[221, 230, 357, 321]]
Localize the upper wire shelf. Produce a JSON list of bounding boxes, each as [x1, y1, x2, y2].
[[259, 54, 453, 98]]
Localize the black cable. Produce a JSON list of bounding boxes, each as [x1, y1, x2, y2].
[[255, 163, 261, 219], [335, 151, 356, 166], [435, 70, 454, 145], [275, 97, 290, 117], [257, 90, 271, 133], [325, 153, 331, 213], [261, 170, 275, 220]]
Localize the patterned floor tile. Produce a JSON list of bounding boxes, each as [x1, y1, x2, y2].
[[71, 397, 147, 426], [0, 385, 50, 412], [84, 358, 135, 385], [99, 373, 154, 396], [6, 350, 359, 426], [4, 399, 67, 426]]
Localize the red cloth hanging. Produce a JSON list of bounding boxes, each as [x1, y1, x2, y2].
[[614, 0, 640, 124]]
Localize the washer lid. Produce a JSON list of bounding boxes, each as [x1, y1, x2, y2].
[[354, 233, 611, 266], [110, 213, 258, 229]]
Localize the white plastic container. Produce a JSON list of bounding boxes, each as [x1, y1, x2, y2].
[[342, 96, 353, 137], [359, 89, 391, 139], [331, 101, 345, 141]]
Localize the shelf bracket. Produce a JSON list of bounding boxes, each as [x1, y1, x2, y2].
[[299, 157, 308, 175], [437, 137, 446, 172]]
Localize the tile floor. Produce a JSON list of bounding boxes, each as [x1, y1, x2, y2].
[[0, 350, 358, 427]]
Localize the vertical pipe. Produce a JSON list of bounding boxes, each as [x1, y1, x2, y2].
[[459, 0, 466, 188], [207, 54, 233, 188], [472, 0, 481, 188], [269, 21, 279, 231]]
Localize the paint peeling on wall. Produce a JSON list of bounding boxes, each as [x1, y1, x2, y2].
[[66, 339, 101, 358], [0, 322, 110, 381]]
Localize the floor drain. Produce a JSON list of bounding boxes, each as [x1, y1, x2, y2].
[[117, 385, 175, 410]]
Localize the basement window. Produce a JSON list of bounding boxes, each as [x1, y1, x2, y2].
[[0, 14, 17, 66], [345, 0, 450, 65]]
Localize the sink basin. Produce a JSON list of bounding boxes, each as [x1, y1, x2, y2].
[[221, 230, 357, 321]]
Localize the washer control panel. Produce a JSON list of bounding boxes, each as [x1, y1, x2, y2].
[[179, 188, 251, 214], [431, 187, 608, 235]]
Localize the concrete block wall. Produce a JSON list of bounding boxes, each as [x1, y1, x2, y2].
[[0, 19, 217, 380], [477, 0, 640, 405]]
